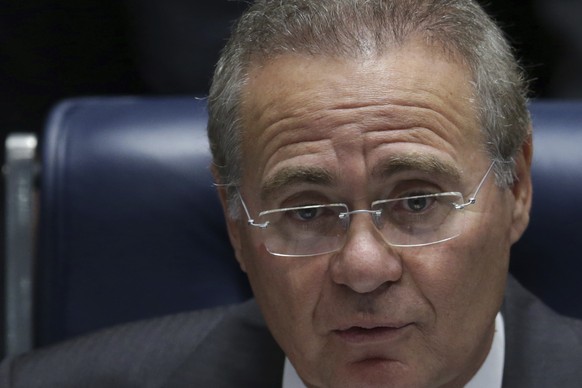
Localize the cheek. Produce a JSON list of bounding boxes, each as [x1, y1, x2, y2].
[[239, 230, 329, 351], [412, 207, 511, 328], [401, 238, 507, 379], [465, 199, 513, 285]]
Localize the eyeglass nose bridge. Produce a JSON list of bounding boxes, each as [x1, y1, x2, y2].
[[338, 209, 383, 229]]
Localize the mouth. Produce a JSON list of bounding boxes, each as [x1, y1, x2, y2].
[[333, 324, 412, 344]]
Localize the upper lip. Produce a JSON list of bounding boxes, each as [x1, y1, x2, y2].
[[333, 321, 411, 332]]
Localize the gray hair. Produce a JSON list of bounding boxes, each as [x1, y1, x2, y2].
[[207, 0, 531, 208]]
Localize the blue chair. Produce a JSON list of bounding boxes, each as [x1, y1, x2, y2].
[[35, 97, 252, 348], [3, 98, 581, 357]]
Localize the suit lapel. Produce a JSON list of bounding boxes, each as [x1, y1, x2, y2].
[[163, 300, 285, 388]]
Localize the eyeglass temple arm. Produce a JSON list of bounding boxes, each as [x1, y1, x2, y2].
[[214, 183, 265, 227], [454, 162, 496, 210], [235, 189, 270, 228]]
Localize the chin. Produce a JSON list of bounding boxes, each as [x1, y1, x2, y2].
[[311, 359, 434, 388]]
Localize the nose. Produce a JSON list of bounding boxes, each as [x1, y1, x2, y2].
[[330, 214, 403, 294]]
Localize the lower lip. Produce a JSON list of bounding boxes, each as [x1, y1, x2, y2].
[[334, 325, 411, 344]]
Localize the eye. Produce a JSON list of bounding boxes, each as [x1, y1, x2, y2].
[[403, 196, 433, 212], [291, 207, 321, 221], [279, 204, 341, 225]]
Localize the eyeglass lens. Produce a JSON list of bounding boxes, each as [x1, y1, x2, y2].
[[256, 192, 465, 257]]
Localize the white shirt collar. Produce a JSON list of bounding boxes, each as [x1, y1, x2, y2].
[[282, 312, 505, 388], [464, 312, 505, 388]]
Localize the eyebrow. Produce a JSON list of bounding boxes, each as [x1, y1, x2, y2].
[[371, 154, 462, 183], [260, 166, 334, 201], [260, 155, 461, 200]]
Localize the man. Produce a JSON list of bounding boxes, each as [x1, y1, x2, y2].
[[1, 0, 581, 387]]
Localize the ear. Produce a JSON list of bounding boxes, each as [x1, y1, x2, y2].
[[212, 166, 247, 273], [509, 133, 533, 244]]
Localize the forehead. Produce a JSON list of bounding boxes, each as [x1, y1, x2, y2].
[[239, 41, 482, 192]]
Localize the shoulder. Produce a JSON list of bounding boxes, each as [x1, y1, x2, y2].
[[163, 299, 285, 387], [0, 301, 260, 388], [502, 276, 582, 387]]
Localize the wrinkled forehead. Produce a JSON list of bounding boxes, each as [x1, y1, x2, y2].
[[239, 39, 477, 130], [239, 44, 478, 133], [237, 43, 483, 192]]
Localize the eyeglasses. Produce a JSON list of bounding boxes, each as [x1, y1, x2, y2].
[[238, 162, 495, 257]]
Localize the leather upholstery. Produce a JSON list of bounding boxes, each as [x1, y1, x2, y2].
[[37, 97, 252, 346]]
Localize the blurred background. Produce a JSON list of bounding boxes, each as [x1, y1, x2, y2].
[[1, 0, 581, 356], [2, 0, 582, 139]]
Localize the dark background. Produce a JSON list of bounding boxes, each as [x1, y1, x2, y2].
[[1, 0, 582, 137], [1, 0, 581, 355]]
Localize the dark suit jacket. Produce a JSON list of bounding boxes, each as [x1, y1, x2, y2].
[[1, 276, 581, 387]]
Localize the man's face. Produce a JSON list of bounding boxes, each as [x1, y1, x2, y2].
[[224, 41, 531, 387]]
